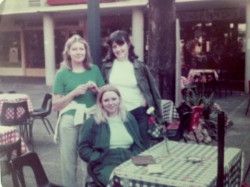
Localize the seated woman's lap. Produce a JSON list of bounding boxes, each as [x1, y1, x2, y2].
[[94, 148, 132, 186]]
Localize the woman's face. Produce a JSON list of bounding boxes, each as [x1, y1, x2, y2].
[[101, 91, 120, 117], [68, 42, 86, 64], [112, 41, 129, 61]]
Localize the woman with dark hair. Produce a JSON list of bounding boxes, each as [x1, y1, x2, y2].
[[52, 34, 104, 187], [78, 84, 143, 186], [102, 30, 162, 150]]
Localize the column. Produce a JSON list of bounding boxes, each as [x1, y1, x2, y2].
[[20, 23, 26, 75], [43, 13, 56, 86], [132, 7, 144, 61], [245, 0, 250, 93]]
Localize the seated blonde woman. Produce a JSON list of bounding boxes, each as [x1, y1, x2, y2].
[[78, 84, 143, 186]]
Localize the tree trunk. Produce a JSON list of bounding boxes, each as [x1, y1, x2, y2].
[[147, 0, 176, 101]]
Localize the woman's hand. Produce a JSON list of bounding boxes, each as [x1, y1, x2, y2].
[[87, 81, 99, 93], [52, 84, 88, 111], [72, 84, 88, 97]]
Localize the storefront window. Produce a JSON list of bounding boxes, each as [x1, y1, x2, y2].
[[0, 32, 21, 67], [55, 30, 67, 68], [25, 30, 45, 68]]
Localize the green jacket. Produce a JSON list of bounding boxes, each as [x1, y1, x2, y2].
[[78, 113, 143, 167], [101, 59, 163, 122]]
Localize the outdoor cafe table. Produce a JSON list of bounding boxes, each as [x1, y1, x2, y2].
[[187, 69, 219, 84], [0, 126, 29, 154], [0, 93, 33, 116], [109, 141, 243, 187]]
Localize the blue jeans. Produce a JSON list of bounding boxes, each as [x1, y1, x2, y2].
[[130, 106, 150, 150]]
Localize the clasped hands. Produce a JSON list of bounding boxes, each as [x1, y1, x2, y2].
[[73, 81, 99, 97]]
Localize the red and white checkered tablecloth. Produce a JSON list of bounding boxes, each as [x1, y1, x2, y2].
[[0, 126, 29, 154], [0, 93, 33, 119], [187, 69, 219, 83]]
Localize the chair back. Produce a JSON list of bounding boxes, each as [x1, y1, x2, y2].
[[11, 152, 49, 187], [0, 138, 22, 186], [1, 101, 30, 126], [41, 93, 52, 116], [0, 138, 21, 161], [200, 72, 216, 84], [161, 100, 173, 124], [216, 69, 230, 81], [87, 164, 105, 187], [168, 102, 192, 141], [189, 104, 204, 132]]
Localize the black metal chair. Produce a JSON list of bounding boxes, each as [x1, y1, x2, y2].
[[30, 93, 54, 135], [10, 152, 66, 187], [200, 72, 217, 96], [0, 138, 22, 187], [151, 102, 192, 143], [1, 101, 31, 145], [166, 102, 192, 142], [86, 164, 105, 187], [215, 69, 232, 97]]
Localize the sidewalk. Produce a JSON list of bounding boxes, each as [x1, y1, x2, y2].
[[1, 79, 250, 186]]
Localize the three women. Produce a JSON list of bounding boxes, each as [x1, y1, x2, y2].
[[53, 30, 162, 186]]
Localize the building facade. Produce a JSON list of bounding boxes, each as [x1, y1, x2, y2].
[[0, 0, 249, 91], [0, 0, 147, 85]]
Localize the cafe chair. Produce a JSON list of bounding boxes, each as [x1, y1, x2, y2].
[[30, 93, 54, 135], [165, 102, 192, 142], [10, 151, 66, 187], [215, 69, 232, 97], [0, 138, 22, 187], [161, 100, 174, 124], [1, 101, 32, 146], [200, 72, 217, 96], [86, 164, 105, 187]]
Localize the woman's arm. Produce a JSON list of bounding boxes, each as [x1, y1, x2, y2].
[[78, 118, 96, 162], [145, 65, 163, 123], [52, 84, 88, 111]]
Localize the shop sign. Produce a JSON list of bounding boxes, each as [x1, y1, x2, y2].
[[178, 9, 240, 22]]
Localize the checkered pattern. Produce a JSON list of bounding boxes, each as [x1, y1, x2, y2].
[[0, 94, 33, 118], [161, 100, 179, 124], [5, 107, 26, 119], [0, 126, 29, 154], [108, 141, 243, 187], [148, 124, 162, 138], [161, 100, 173, 124]]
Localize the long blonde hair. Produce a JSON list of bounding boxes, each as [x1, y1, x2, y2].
[[60, 34, 92, 70], [94, 84, 127, 124]]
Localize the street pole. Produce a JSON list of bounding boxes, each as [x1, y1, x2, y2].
[[87, 0, 101, 68]]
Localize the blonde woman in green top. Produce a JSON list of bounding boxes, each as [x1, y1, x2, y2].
[[52, 35, 104, 187]]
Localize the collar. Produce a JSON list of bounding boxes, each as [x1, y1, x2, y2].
[[104, 59, 139, 68]]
